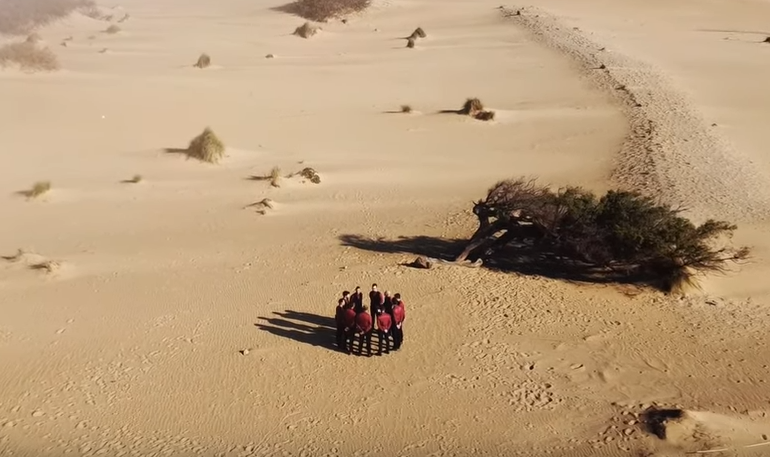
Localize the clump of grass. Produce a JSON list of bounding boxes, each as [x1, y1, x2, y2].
[[186, 127, 225, 163], [125, 174, 143, 183], [23, 181, 52, 199], [276, 0, 370, 22], [475, 110, 496, 121], [0, 41, 59, 72], [406, 37, 415, 48], [193, 53, 210, 68], [270, 167, 282, 187], [408, 27, 426, 40], [298, 167, 321, 184], [265, 53, 275, 59], [103, 24, 120, 34], [294, 22, 319, 38], [245, 198, 275, 215], [0, 0, 95, 35], [459, 98, 484, 116], [400, 105, 413, 113], [30, 259, 60, 274]]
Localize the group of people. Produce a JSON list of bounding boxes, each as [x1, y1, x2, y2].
[[334, 284, 406, 356]]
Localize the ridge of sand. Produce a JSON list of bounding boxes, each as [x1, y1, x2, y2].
[[502, 6, 770, 223]]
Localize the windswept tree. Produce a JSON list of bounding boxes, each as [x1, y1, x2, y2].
[[457, 178, 749, 292]]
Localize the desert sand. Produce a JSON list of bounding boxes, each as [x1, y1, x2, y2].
[[1, 0, 770, 456]]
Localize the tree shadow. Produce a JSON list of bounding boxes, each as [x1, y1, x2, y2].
[[254, 309, 338, 351], [338, 233, 658, 288]]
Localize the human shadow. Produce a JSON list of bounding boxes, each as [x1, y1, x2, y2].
[[254, 310, 338, 350], [338, 233, 659, 288]]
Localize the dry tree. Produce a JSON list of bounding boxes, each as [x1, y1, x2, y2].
[[294, 22, 319, 38], [456, 177, 749, 292], [193, 53, 211, 68], [186, 127, 225, 163]]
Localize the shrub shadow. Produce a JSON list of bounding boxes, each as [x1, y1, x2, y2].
[[254, 310, 338, 350], [338, 233, 658, 288]]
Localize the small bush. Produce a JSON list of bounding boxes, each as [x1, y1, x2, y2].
[[298, 167, 321, 184], [459, 98, 484, 116], [193, 53, 211, 68], [475, 110, 495, 121], [270, 167, 282, 188], [294, 22, 319, 38], [408, 27, 426, 40], [458, 178, 750, 292], [400, 105, 413, 113], [186, 127, 225, 163], [24, 181, 51, 199], [0, 41, 59, 71], [125, 174, 142, 183], [30, 260, 60, 273], [277, 0, 370, 22], [0, 0, 94, 35], [103, 24, 120, 34], [406, 37, 416, 48]]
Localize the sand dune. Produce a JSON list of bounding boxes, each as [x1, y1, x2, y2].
[[1, 0, 770, 455]]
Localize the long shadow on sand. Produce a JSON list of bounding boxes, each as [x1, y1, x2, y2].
[[338, 233, 657, 288], [254, 310, 338, 350]]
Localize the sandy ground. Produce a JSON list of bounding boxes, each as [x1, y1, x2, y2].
[[1, 0, 770, 456]]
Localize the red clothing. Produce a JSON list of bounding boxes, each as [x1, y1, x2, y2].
[[376, 313, 392, 332], [355, 312, 373, 334], [343, 308, 357, 328], [392, 304, 405, 326]]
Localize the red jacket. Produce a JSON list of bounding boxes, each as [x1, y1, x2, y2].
[[392, 304, 405, 326], [376, 313, 392, 332], [355, 312, 373, 334], [343, 308, 357, 328]]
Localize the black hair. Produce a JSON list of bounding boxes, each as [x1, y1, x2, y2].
[[394, 293, 401, 300], [372, 283, 378, 288], [342, 290, 350, 296]]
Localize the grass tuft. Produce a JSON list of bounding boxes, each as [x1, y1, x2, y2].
[[459, 98, 484, 116], [400, 105, 413, 113], [408, 27, 426, 40], [275, 0, 370, 23], [474, 110, 496, 121], [298, 167, 321, 184], [294, 22, 319, 38], [103, 24, 120, 34], [406, 37, 415, 48], [186, 127, 225, 163], [23, 181, 52, 199], [270, 167, 282, 188], [0, 41, 59, 71], [193, 53, 210, 68]]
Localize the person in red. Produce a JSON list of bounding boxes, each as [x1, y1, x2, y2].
[[342, 305, 358, 354], [375, 308, 392, 355], [353, 306, 373, 357], [391, 294, 406, 350], [335, 298, 347, 348]]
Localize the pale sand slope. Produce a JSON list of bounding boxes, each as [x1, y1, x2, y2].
[[0, 0, 769, 456]]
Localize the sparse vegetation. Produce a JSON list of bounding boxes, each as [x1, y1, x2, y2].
[[400, 105, 413, 113], [245, 198, 274, 215], [297, 167, 321, 184], [406, 37, 415, 48], [294, 22, 319, 38], [276, 0, 370, 22], [30, 260, 60, 273], [22, 181, 52, 199], [475, 110, 496, 121], [117, 13, 130, 23], [124, 174, 143, 183], [25, 32, 41, 43], [186, 127, 225, 163], [265, 53, 275, 59], [194, 53, 211, 68], [0, 0, 94, 35], [456, 177, 749, 292], [270, 167, 282, 188], [459, 98, 484, 116], [0, 41, 59, 71], [408, 27, 426, 40], [103, 24, 120, 34]]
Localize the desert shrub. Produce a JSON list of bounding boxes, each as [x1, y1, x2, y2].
[[277, 0, 370, 22], [459, 98, 484, 116], [193, 53, 210, 68], [475, 110, 495, 121], [400, 105, 412, 113], [298, 167, 321, 183], [23, 181, 51, 198], [0, 0, 93, 34], [0, 41, 58, 71], [270, 167, 281, 187], [103, 24, 120, 34], [406, 37, 415, 48], [457, 178, 749, 291], [186, 127, 225, 163], [408, 27, 426, 40], [124, 174, 142, 183], [293, 22, 319, 38]]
